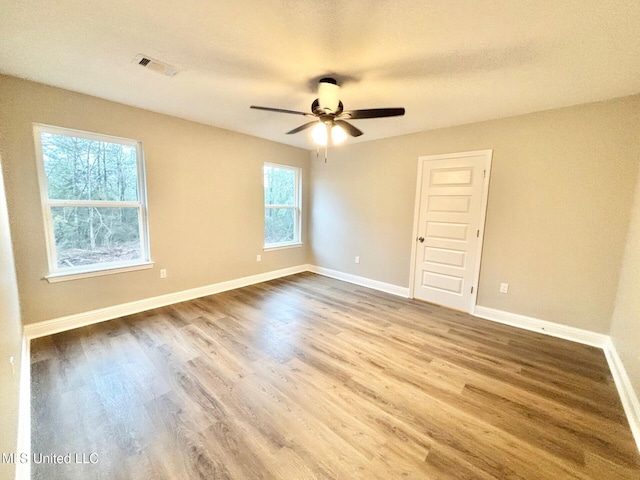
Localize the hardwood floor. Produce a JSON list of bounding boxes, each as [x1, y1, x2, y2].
[[31, 272, 640, 479]]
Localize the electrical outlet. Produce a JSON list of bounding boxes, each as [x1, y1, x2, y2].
[[500, 283, 509, 294], [256, 254, 261, 262], [355, 256, 360, 264], [160, 268, 167, 279]]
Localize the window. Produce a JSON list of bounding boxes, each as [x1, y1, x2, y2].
[[263, 163, 301, 248], [34, 124, 151, 281]]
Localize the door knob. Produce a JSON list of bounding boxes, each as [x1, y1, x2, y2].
[[418, 237, 424, 243]]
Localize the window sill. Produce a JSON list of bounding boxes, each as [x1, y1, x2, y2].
[[44, 261, 155, 283], [263, 242, 303, 252]]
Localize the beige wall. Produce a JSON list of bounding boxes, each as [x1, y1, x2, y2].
[[310, 95, 640, 333], [0, 74, 637, 340], [0, 155, 22, 480], [0, 75, 310, 324], [610, 165, 640, 395]]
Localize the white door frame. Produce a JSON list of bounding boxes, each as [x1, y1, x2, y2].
[[409, 149, 493, 314]]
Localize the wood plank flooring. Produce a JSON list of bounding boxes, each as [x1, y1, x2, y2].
[[31, 272, 640, 479]]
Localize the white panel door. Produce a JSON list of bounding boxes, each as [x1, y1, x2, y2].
[[412, 152, 490, 312]]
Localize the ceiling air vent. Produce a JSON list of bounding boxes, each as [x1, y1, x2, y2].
[[133, 54, 178, 77]]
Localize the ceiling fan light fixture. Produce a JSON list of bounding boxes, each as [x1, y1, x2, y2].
[[331, 124, 347, 144], [250, 77, 405, 149], [311, 122, 328, 146]]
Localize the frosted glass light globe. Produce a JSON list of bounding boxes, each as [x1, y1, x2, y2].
[[331, 125, 347, 144], [311, 122, 328, 146]]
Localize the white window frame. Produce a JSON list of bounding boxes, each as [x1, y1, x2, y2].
[[263, 162, 302, 250], [33, 124, 153, 282]]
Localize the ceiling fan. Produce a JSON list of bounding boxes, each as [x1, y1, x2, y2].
[[250, 77, 405, 150]]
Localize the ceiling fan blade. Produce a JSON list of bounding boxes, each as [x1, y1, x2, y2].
[[250, 105, 310, 116], [286, 121, 318, 135], [334, 120, 363, 137], [340, 107, 405, 120]]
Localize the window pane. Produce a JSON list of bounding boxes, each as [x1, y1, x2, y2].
[[51, 207, 142, 268], [265, 208, 295, 244], [41, 132, 139, 201], [264, 166, 295, 206]]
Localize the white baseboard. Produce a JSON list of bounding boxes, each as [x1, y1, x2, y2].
[[473, 305, 609, 348], [308, 265, 410, 298], [24, 264, 310, 339], [15, 336, 30, 480], [604, 338, 640, 452]]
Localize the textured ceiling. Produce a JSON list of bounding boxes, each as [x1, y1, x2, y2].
[[1, 1, 640, 149]]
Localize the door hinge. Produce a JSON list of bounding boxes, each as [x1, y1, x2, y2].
[[483, 169, 486, 178], [477, 229, 480, 238], [471, 286, 474, 294]]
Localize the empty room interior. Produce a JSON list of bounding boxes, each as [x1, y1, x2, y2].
[[1, 1, 640, 479]]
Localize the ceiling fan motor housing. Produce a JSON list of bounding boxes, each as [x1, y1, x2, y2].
[[312, 99, 343, 117]]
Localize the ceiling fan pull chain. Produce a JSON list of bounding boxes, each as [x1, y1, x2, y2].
[[325, 144, 328, 163]]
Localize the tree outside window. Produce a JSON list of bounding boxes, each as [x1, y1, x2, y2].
[[34, 125, 150, 276], [264, 163, 301, 248]]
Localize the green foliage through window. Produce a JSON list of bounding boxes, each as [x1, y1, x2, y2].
[[36, 126, 149, 272], [41, 133, 139, 201], [264, 165, 300, 246], [51, 207, 141, 268]]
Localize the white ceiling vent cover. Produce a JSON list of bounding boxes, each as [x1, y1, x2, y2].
[[133, 54, 178, 77]]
